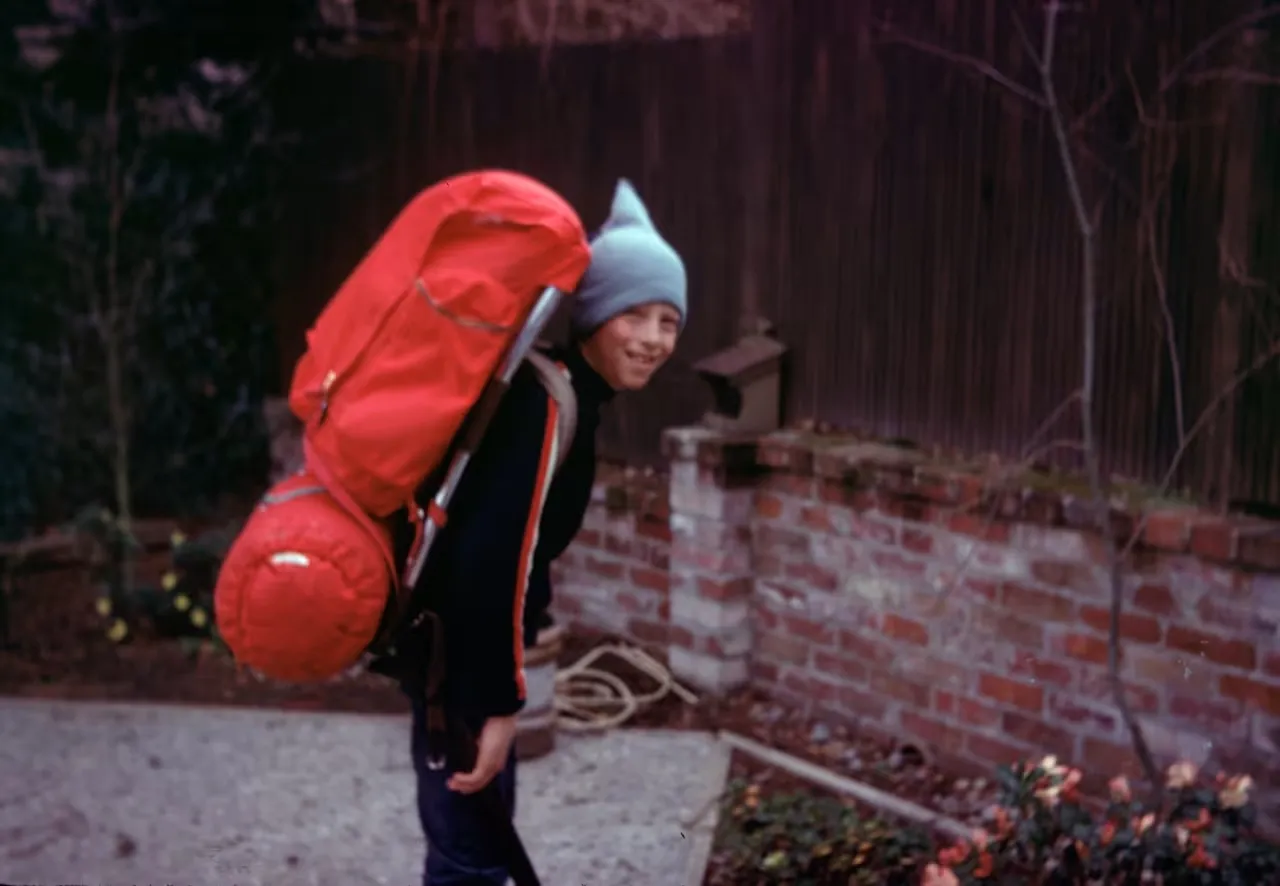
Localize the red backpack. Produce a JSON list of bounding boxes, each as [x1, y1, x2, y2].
[[213, 170, 590, 683]]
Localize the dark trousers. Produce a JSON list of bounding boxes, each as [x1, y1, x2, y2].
[[410, 696, 518, 885]]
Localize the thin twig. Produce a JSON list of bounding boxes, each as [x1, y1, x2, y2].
[[1185, 68, 1280, 87], [1034, 0, 1162, 798], [1141, 211, 1187, 449], [1119, 338, 1280, 560], [873, 24, 1049, 109], [1159, 6, 1280, 93]]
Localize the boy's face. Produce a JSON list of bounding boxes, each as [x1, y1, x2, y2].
[[581, 302, 680, 391]]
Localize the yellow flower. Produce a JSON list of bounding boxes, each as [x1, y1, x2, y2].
[[1219, 775, 1253, 809], [107, 619, 128, 642], [190, 607, 208, 628], [170, 530, 187, 548], [161, 572, 179, 592], [174, 594, 191, 612], [95, 597, 112, 617], [1167, 761, 1199, 790]]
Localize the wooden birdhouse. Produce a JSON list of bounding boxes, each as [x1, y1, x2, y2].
[[693, 321, 788, 434]]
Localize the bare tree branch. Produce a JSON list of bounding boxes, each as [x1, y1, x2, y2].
[[874, 23, 1049, 109], [1159, 6, 1280, 93]]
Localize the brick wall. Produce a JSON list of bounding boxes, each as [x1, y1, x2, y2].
[[555, 428, 1280, 824], [549, 462, 672, 647]]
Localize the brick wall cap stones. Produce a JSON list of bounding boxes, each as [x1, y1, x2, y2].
[[660, 425, 1280, 572]]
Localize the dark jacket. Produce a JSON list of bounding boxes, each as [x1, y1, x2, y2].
[[390, 344, 614, 719]]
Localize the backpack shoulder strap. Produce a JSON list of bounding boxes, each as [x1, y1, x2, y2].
[[525, 351, 577, 474]]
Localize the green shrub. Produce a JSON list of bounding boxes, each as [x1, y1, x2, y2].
[[712, 755, 1279, 886], [76, 507, 240, 652], [712, 777, 933, 885], [925, 756, 1280, 885]]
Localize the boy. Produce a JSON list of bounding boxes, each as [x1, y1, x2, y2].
[[388, 179, 687, 885]]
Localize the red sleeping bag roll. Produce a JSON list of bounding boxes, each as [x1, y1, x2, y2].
[[214, 471, 391, 682]]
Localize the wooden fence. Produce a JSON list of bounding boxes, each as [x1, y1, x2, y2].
[[268, 0, 1280, 507]]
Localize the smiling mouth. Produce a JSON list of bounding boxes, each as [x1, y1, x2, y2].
[[627, 353, 658, 369]]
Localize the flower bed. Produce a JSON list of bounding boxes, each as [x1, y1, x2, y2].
[[707, 754, 1280, 885]]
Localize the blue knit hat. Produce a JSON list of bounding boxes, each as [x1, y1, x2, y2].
[[570, 179, 687, 338]]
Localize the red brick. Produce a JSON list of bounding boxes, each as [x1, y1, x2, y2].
[[813, 649, 869, 683], [615, 591, 646, 614], [800, 505, 833, 532], [1048, 695, 1118, 734], [577, 529, 602, 548], [966, 733, 1029, 767], [1001, 712, 1076, 759], [1076, 668, 1161, 714], [1169, 694, 1244, 729], [847, 514, 896, 545], [1266, 652, 1280, 679], [631, 567, 669, 593], [935, 692, 1002, 728], [1061, 632, 1111, 665], [783, 561, 838, 593], [756, 493, 785, 520], [1080, 736, 1146, 781], [1002, 583, 1076, 622], [631, 619, 670, 646], [697, 576, 750, 601], [871, 550, 928, 576], [868, 670, 931, 707], [757, 631, 810, 665], [1009, 652, 1074, 688], [882, 613, 930, 646], [784, 614, 836, 645], [977, 609, 1045, 650], [978, 673, 1044, 712], [761, 472, 815, 497], [584, 555, 624, 580], [1132, 583, 1177, 617], [878, 495, 937, 522], [839, 687, 891, 719], [1127, 649, 1215, 692], [1220, 674, 1280, 716], [1166, 625, 1256, 671], [1239, 531, 1280, 571], [817, 479, 872, 510], [637, 518, 672, 543], [838, 631, 896, 666], [963, 578, 999, 602], [1079, 605, 1162, 644], [781, 672, 843, 708], [1189, 521, 1237, 562], [749, 658, 780, 684], [947, 512, 1011, 543], [604, 533, 633, 557], [1031, 560, 1103, 594], [1195, 596, 1252, 632], [1141, 512, 1191, 552], [901, 711, 969, 750], [901, 528, 935, 555]]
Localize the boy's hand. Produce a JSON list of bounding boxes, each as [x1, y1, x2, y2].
[[447, 714, 517, 794]]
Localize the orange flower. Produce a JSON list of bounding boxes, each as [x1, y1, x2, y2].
[[1099, 822, 1117, 846], [1061, 768, 1082, 801], [1188, 843, 1217, 869], [1108, 775, 1131, 803]]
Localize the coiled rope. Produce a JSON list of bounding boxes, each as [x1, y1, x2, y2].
[[553, 642, 700, 731]]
